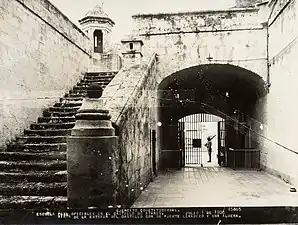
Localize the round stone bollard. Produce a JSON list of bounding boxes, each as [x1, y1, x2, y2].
[[67, 83, 118, 209]]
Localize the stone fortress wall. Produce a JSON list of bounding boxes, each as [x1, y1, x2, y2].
[[0, 0, 91, 147], [1, 0, 298, 207], [256, 0, 298, 187]]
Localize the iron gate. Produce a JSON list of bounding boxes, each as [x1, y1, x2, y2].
[[225, 115, 261, 170], [218, 121, 227, 166], [178, 113, 224, 166]]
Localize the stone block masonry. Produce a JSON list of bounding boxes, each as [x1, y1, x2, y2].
[[0, 0, 92, 147], [101, 54, 159, 207]]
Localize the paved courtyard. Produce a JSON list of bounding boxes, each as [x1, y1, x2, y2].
[[132, 167, 298, 208], [185, 150, 219, 167], [185, 149, 218, 167]]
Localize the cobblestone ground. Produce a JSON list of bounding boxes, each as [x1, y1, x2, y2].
[[132, 167, 298, 208]]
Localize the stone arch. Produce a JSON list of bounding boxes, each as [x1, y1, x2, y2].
[[156, 62, 267, 87], [156, 63, 267, 169]]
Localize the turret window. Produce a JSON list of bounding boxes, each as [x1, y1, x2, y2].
[[94, 30, 103, 53]]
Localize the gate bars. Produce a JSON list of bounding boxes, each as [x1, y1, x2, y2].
[[178, 113, 223, 165]]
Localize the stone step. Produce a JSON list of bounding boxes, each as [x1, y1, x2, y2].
[[85, 72, 115, 76], [30, 122, 75, 130], [43, 109, 78, 117], [77, 80, 98, 85], [82, 77, 113, 81], [49, 106, 80, 113], [37, 116, 75, 123], [24, 129, 72, 137], [66, 93, 86, 98], [60, 97, 84, 101], [0, 152, 66, 161], [0, 171, 66, 183], [86, 71, 117, 75], [82, 80, 112, 85], [18, 136, 67, 144], [0, 195, 67, 209], [0, 160, 66, 171], [85, 73, 116, 78], [50, 111, 77, 117], [83, 78, 114, 83], [0, 182, 67, 196], [69, 89, 87, 95], [54, 101, 82, 107], [78, 81, 110, 86], [79, 81, 109, 87], [21, 143, 67, 152], [75, 82, 108, 88], [72, 86, 89, 91], [75, 82, 90, 86]]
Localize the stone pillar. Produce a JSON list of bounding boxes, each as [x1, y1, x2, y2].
[[67, 83, 118, 209]]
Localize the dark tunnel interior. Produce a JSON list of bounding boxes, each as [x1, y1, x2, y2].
[[157, 64, 267, 169]]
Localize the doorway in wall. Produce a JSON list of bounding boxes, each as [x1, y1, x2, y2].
[[178, 113, 224, 168], [151, 130, 157, 176]]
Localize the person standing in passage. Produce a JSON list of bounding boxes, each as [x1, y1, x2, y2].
[[205, 137, 212, 163]]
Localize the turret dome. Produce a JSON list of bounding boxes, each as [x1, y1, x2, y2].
[[79, 4, 115, 26], [84, 4, 110, 19]]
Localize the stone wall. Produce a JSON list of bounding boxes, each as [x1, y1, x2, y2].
[[0, 0, 91, 147], [258, 0, 298, 187], [235, 0, 261, 8], [132, 8, 268, 84], [89, 53, 122, 73], [101, 54, 158, 206], [131, 8, 268, 174]]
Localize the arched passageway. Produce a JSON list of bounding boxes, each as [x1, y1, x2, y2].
[[133, 64, 296, 208], [157, 64, 267, 170]]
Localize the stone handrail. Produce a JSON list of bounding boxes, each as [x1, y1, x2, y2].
[[91, 53, 122, 73], [115, 53, 157, 123], [98, 53, 158, 206], [146, 53, 158, 73], [101, 53, 158, 126]]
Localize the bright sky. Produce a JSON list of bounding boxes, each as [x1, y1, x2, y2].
[[49, 0, 236, 42]]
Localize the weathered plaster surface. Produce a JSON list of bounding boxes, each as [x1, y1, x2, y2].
[[269, 0, 294, 26], [127, 4, 298, 188], [101, 54, 158, 206], [235, 0, 261, 8], [132, 8, 268, 83], [121, 8, 269, 180], [0, 0, 91, 147], [260, 0, 298, 187], [132, 8, 263, 34], [89, 53, 122, 73]]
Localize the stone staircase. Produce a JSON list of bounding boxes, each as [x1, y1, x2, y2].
[[0, 72, 117, 210]]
